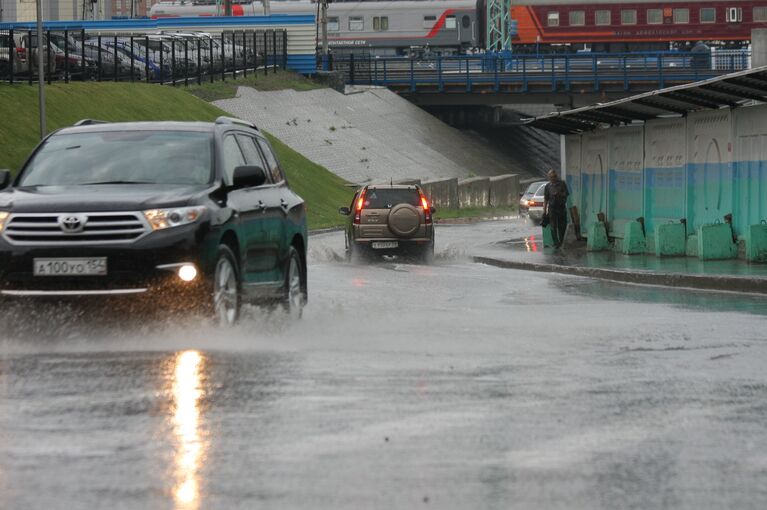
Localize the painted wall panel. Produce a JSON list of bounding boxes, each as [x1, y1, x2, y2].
[[564, 134, 582, 228], [733, 104, 767, 236], [686, 109, 734, 230], [581, 130, 608, 235], [607, 126, 644, 238], [644, 117, 687, 238]]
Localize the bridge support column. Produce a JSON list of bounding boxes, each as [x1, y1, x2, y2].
[[753, 29, 767, 68]]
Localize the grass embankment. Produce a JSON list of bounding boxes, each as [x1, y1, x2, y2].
[[0, 81, 352, 229], [434, 207, 517, 222]]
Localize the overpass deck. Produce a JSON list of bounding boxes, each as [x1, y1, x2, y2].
[[327, 52, 751, 106]]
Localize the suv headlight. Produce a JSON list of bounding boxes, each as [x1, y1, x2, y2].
[[0, 211, 9, 233], [144, 206, 206, 231]]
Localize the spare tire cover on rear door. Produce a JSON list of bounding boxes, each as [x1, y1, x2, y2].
[[388, 203, 420, 238]]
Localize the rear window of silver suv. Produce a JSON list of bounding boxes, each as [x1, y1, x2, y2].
[[364, 189, 420, 209]]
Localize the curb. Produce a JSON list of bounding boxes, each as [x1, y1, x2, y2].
[[473, 256, 767, 295]]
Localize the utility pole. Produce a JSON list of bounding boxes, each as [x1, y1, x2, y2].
[[36, 0, 46, 139], [320, 0, 328, 55], [263, 0, 270, 16]]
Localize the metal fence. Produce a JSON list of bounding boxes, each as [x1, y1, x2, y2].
[[0, 28, 287, 85], [323, 51, 751, 92]]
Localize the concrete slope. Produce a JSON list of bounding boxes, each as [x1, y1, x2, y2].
[[214, 86, 527, 184]]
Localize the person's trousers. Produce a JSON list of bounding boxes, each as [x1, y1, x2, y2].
[[550, 207, 568, 247]]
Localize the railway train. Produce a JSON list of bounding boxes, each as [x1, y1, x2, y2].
[[148, 0, 765, 54]]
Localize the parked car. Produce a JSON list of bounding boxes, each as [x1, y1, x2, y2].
[[0, 32, 55, 78], [519, 180, 547, 215], [527, 182, 548, 224], [339, 184, 435, 262], [0, 117, 307, 325]]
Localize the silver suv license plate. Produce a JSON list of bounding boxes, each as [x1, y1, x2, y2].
[[33, 258, 107, 276], [371, 241, 398, 249]]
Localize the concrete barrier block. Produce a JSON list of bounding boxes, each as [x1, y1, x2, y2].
[[746, 224, 767, 263], [587, 222, 609, 251], [488, 174, 519, 209], [686, 235, 699, 257], [697, 223, 738, 260], [622, 221, 646, 255], [421, 178, 459, 209], [458, 177, 491, 208], [654, 223, 686, 257]]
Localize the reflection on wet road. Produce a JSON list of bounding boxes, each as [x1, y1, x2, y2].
[[1, 220, 767, 509], [171, 350, 206, 510]]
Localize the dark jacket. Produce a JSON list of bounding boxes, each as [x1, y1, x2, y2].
[[544, 179, 569, 210]]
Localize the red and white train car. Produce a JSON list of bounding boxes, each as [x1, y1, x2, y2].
[[149, 0, 767, 53]]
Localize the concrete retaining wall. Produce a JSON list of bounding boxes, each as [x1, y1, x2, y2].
[[422, 178, 459, 209], [488, 174, 520, 208], [458, 177, 491, 208]]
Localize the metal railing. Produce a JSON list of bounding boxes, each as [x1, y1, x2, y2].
[[322, 51, 749, 93], [0, 28, 288, 85]]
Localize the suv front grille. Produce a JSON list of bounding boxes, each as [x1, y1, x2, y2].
[[3, 212, 150, 246]]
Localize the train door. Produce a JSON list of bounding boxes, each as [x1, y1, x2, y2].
[[459, 12, 474, 46]]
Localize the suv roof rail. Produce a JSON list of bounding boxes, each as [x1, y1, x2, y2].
[[73, 119, 110, 126], [215, 116, 258, 131]]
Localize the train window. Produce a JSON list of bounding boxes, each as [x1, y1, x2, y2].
[[446, 15, 457, 30], [373, 17, 389, 32], [569, 11, 585, 26], [423, 15, 437, 29], [673, 8, 689, 23], [462, 15, 471, 28], [327, 17, 339, 32], [595, 10, 611, 26], [754, 7, 767, 22], [646, 9, 662, 24], [726, 7, 743, 22], [700, 8, 716, 23], [349, 16, 364, 31], [621, 9, 637, 25], [547, 12, 559, 27]]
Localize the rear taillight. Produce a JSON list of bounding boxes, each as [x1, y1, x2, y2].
[[353, 189, 366, 224], [419, 192, 432, 224]]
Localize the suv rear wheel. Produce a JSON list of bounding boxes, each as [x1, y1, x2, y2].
[[213, 245, 241, 326]]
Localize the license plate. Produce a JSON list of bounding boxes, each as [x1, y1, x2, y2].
[[33, 258, 107, 276], [371, 241, 398, 249]]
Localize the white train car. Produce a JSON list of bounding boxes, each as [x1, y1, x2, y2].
[[150, 0, 481, 55]]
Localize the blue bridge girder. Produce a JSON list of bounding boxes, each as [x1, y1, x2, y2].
[[324, 52, 752, 106]]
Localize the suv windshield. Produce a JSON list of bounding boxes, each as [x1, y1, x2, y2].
[[364, 188, 420, 209], [19, 131, 214, 187]]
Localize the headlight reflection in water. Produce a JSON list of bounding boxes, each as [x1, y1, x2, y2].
[[171, 350, 207, 510]]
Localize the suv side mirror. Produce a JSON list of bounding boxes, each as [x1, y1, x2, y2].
[[338, 206, 351, 216], [232, 165, 266, 189], [0, 170, 11, 190]]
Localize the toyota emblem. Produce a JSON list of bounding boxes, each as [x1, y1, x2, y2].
[[58, 214, 87, 234]]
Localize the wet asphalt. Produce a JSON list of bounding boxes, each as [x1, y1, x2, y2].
[[1, 219, 767, 510]]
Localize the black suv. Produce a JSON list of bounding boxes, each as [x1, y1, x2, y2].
[[0, 117, 307, 325]]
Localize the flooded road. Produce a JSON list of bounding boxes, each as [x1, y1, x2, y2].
[[2, 220, 767, 509]]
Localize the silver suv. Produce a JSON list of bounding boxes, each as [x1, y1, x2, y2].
[[339, 184, 435, 262]]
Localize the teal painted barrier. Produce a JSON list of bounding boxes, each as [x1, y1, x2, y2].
[[644, 166, 686, 244]]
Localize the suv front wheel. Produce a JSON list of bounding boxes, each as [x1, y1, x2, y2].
[[282, 246, 306, 319], [213, 244, 242, 327]]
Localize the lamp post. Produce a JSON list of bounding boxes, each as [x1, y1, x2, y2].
[[36, 0, 46, 139]]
